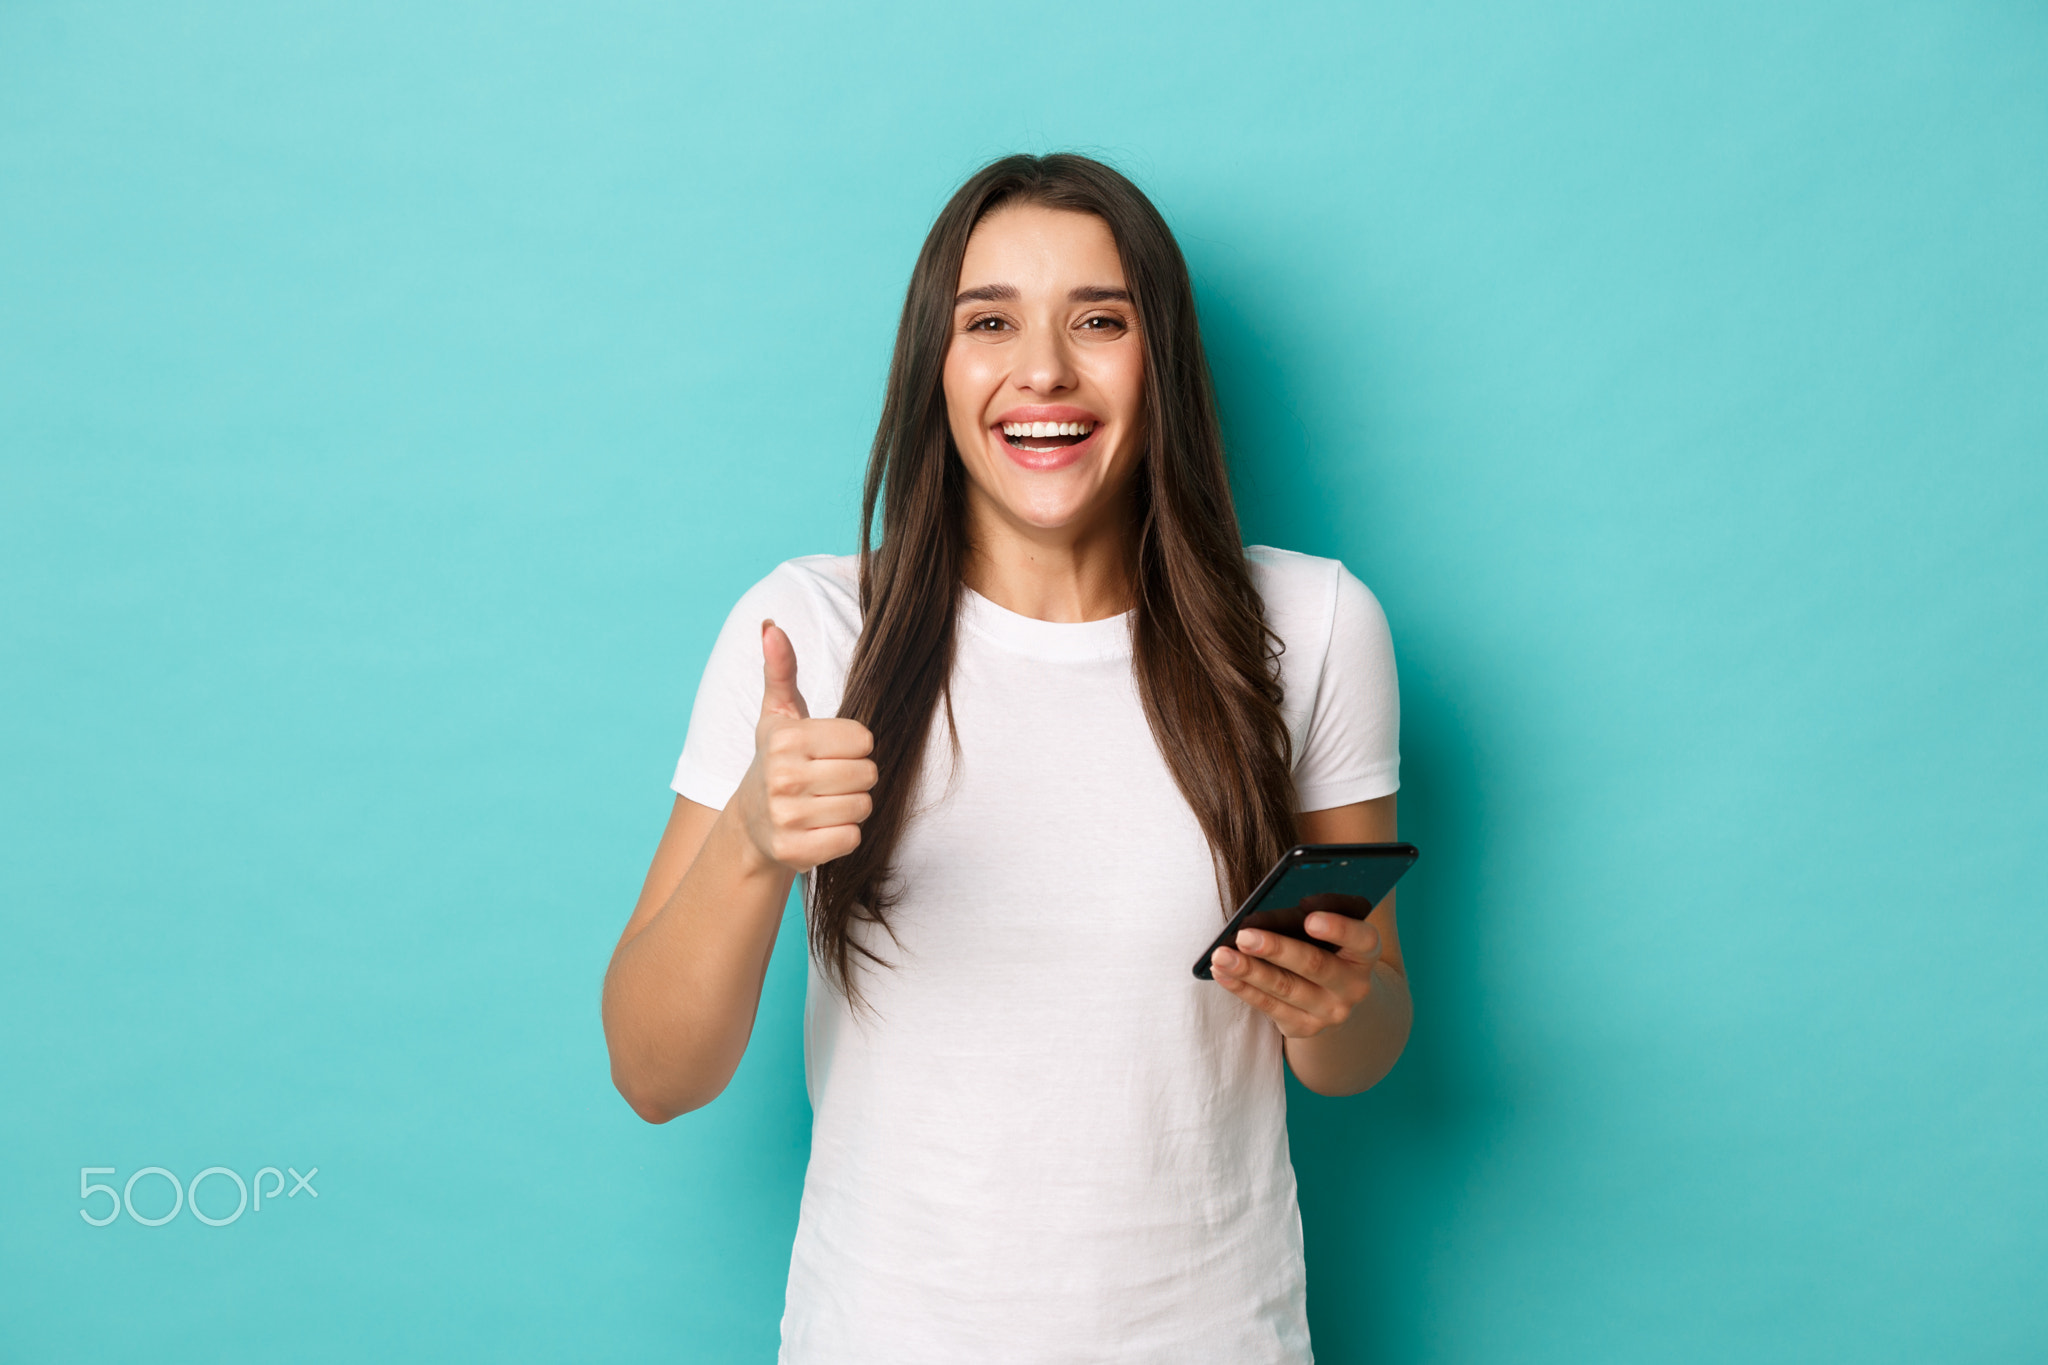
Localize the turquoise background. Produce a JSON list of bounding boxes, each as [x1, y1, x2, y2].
[[3, 1, 2044, 1360]]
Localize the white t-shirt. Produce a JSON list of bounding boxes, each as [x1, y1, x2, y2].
[[672, 545, 1400, 1365]]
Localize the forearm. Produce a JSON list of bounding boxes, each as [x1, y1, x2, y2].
[[602, 807, 794, 1122], [1283, 959, 1412, 1096]]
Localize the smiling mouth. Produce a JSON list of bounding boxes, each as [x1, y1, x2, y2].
[[1001, 419, 1096, 453]]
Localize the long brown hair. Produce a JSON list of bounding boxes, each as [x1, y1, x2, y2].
[[810, 153, 1297, 998]]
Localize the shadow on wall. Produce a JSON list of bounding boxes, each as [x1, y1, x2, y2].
[[1198, 255, 1518, 1363]]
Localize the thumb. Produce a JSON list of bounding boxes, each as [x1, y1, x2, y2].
[[760, 620, 810, 720]]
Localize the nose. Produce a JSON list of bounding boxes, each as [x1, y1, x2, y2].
[[1013, 318, 1078, 396]]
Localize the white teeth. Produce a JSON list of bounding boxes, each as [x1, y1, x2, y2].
[[1001, 420, 1095, 438]]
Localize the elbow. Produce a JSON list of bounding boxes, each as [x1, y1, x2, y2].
[[1295, 1045, 1406, 1099], [601, 989, 738, 1123], [602, 997, 689, 1124], [613, 1072, 683, 1125], [611, 1066, 727, 1125], [1297, 1065, 1390, 1100], [1290, 982, 1413, 1097], [628, 1097, 680, 1126]]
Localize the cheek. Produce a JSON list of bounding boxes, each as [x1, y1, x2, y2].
[[1091, 346, 1146, 427], [942, 347, 997, 446]]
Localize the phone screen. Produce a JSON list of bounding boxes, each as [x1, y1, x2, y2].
[[1193, 844, 1417, 979]]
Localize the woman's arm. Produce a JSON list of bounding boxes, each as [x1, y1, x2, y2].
[[1205, 794, 1412, 1096], [601, 797, 790, 1123], [601, 623, 875, 1123]]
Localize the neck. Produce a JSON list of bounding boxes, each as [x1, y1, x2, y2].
[[959, 484, 1137, 623]]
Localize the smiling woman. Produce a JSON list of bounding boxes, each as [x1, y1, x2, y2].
[[949, 222, 1141, 522], [600, 154, 1406, 1363]]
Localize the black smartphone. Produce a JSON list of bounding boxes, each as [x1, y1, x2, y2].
[[1192, 842, 1419, 980]]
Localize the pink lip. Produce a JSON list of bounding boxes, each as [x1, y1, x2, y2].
[[990, 405, 1105, 473]]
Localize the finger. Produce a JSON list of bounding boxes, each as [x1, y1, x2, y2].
[[1211, 968, 1328, 1036], [798, 757, 879, 796], [1210, 943, 1341, 1014], [789, 792, 873, 830], [797, 717, 874, 760], [778, 823, 862, 871], [761, 620, 810, 721], [1300, 911, 1382, 965], [1231, 927, 1352, 991]]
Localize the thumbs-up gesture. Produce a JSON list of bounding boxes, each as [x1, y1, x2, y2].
[[736, 620, 878, 875]]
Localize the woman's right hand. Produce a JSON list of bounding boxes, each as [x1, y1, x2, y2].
[[734, 620, 877, 875], [604, 619, 875, 1122]]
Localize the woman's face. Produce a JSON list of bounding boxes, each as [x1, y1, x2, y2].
[[943, 204, 1146, 538]]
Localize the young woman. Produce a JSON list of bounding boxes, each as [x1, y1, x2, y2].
[[601, 153, 1407, 1363]]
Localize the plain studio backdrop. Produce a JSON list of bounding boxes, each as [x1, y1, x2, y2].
[[2, 2, 2043, 1361]]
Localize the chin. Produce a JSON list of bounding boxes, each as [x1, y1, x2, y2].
[[996, 479, 1105, 531], [1011, 507, 1091, 531]]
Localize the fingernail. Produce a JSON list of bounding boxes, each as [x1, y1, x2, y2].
[[1212, 948, 1238, 972], [1237, 930, 1264, 951]]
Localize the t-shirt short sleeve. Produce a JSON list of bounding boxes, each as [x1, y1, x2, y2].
[[671, 556, 860, 811], [1284, 560, 1401, 813]]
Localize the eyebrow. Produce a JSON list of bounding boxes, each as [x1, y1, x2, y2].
[[952, 283, 1133, 306], [954, 283, 1018, 305]]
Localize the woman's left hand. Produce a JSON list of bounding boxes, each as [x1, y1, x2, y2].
[[1208, 896, 1383, 1039]]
